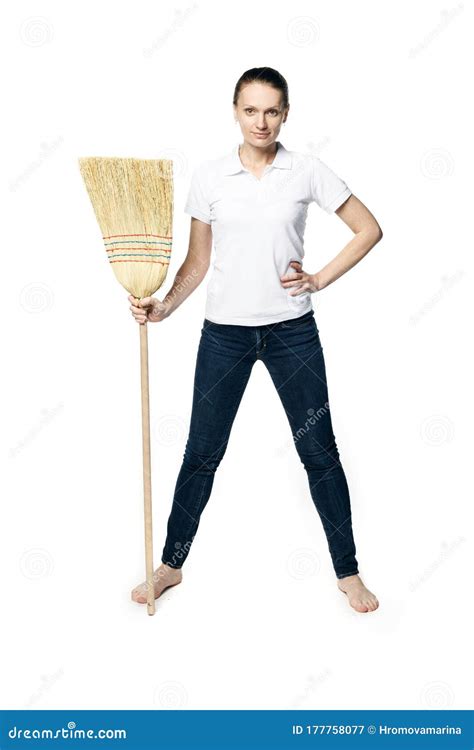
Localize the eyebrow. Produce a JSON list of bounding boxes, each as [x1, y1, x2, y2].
[[241, 105, 281, 111]]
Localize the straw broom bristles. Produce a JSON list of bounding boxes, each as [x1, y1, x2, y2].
[[78, 157, 174, 298]]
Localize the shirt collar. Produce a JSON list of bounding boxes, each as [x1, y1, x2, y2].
[[223, 140, 292, 175]]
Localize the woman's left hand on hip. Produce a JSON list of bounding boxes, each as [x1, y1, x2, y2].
[[280, 261, 320, 295]]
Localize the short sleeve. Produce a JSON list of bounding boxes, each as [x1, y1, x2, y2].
[[310, 157, 352, 213], [184, 164, 211, 224]]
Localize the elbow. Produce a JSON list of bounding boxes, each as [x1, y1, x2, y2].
[[368, 223, 383, 245]]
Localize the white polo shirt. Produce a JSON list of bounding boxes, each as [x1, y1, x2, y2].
[[184, 141, 351, 326]]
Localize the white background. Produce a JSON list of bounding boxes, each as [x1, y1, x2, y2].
[[1, 0, 471, 711]]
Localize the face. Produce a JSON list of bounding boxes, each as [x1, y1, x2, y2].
[[234, 81, 289, 147]]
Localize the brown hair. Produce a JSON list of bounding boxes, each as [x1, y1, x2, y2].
[[233, 67, 289, 110]]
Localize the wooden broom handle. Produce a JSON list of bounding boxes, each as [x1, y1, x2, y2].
[[139, 322, 155, 615]]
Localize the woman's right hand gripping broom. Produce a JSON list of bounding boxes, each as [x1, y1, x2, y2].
[[128, 294, 170, 325]]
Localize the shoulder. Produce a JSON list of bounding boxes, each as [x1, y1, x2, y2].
[[279, 146, 320, 178], [285, 147, 339, 172]]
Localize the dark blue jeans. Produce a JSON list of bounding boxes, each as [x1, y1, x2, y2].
[[161, 309, 359, 579]]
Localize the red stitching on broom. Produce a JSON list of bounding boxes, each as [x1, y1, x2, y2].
[[109, 259, 170, 264], [102, 233, 172, 239], [105, 253, 171, 255]]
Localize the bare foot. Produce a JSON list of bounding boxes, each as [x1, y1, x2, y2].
[[131, 563, 182, 604], [337, 574, 379, 613]]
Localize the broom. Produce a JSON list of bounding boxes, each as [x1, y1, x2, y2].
[[78, 156, 173, 616]]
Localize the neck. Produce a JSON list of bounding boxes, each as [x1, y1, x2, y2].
[[239, 140, 279, 167]]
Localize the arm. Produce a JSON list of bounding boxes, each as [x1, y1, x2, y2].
[[281, 194, 383, 295], [128, 217, 212, 323], [161, 217, 212, 314], [315, 194, 383, 290]]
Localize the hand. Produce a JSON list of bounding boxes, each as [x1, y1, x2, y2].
[[280, 261, 320, 296], [128, 294, 170, 325]]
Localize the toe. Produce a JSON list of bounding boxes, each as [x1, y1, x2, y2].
[[131, 584, 148, 603], [132, 591, 147, 603]]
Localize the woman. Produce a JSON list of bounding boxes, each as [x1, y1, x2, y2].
[[130, 67, 382, 613]]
